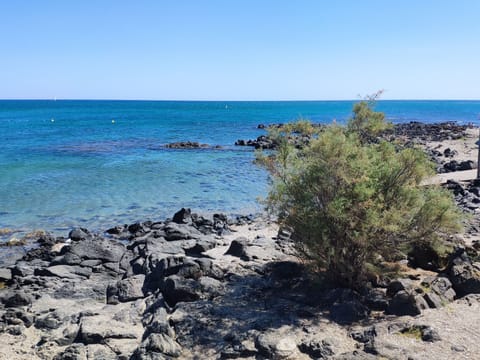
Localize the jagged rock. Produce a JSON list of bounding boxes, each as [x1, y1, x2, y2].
[[78, 315, 141, 344], [35, 310, 65, 330], [224, 237, 249, 259], [421, 326, 441, 342], [449, 262, 480, 297], [163, 275, 201, 306], [53, 343, 87, 360], [386, 278, 415, 297], [0, 268, 12, 282], [363, 288, 389, 311], [2, 308, 34, 327], [329, 299, 370, 324], [165, 141, 210, 149], [11, 261, 35, 277], [195, 258, 224, 280], [298, 338, 335, 358], [448, 249, 480, 297], [1, 290, 33, 307], [106, 225, 126, 235], [184, 238, 216, 255], [255, 330, 297, 359], [422, 276, 456, 308], [35, 265, 92, 279], [144, 306, 175, 338], [143, 333, 182, 357], [68, 228, 92, 242], [386, 290, 429, 316], [172, 208, 192, 224], [334, 351, 381, 359], [164, 223, 201, 241], [65, 237, 125, 263], [423, 291, 444, 309], [106, 274, 146, 304]]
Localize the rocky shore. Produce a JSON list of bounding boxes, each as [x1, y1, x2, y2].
[[1, 122, 480, 359]]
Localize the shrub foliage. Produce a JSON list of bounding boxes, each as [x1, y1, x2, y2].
[[258, 98, 462, 288]]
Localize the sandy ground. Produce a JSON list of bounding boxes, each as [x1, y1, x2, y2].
[[426, 127, 479, 185]]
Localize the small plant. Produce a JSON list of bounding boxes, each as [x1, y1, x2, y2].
[[399, 326, 423, 340]]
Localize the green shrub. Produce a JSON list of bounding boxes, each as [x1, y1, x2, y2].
[[258, 98, 462, 288]]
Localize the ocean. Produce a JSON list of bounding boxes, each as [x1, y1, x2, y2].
[[1, 100, 480, 238]]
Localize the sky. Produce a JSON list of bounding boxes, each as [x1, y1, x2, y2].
[[0, 1, 479, 100]]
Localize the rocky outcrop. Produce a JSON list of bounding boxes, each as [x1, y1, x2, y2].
[[1, 207, 480, 359], [165, 141, 220, 149]]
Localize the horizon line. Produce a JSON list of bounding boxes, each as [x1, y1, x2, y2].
[[1, 98, 480, 102]]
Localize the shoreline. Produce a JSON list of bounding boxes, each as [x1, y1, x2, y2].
[[1, 121, 480, 359]]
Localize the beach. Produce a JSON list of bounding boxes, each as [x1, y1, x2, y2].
[[1, 120, 480, 359]]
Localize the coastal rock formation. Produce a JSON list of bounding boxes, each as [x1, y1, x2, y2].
[[1, 205, 480, 359], [235, 121, 471, 153], [165, 141, 220, 149]]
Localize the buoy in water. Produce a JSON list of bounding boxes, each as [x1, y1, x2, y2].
[[112, 119, 115, 124], [51, 118, 55, 122]]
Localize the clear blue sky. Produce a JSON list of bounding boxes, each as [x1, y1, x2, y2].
[[1, 1, 479, 100]]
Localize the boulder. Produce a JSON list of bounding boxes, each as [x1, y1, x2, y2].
[[78, 315, 141, 344], [163, 275, 201, 306], [386, 290, 429, 316], [53, 344, 87, 360], [172, 208, 192, 224], [0, 268, 12, 282], [386, 278, 415, 297], [329, 299, 370, 324], [144, 306, 175, 338], [449, 262, 480, 297], [142, 333, 182, 357], [164, 223, 201, 241], [298, 338, 335, 358], [255, 331, 297, 359], [106, 274, 146, 304], [448, 248, 480, 297], [35, 265, 92, 279], [2, 291, 33, 307], [66, 237, 125, 263], [2, 308, 34, 327], [224, 237, 249, 260], [68, 228, 92, 242]]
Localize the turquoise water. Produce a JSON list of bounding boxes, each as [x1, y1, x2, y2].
[[1, 100, 480, 235]]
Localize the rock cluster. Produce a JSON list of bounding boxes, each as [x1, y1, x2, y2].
[[383, 121, 469, 142], [165, 142, 219, 149], [235, 121, 471, 151], [1, 204, 480, 359]]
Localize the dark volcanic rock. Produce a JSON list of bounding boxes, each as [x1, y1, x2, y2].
[[298, 338, 335, 358], [172, 208, 192, 224], [35, 265, 92, 279], [386, 290, 429, 316], [2, 291, 33, 307], [448, 249, 480, 297], [68, 228, 92, 242], [106, 274, 146, 304], [329, 299, 370, 324], [65, 236, 125, 263], [163, 275, 201, 306], [165, 141, 210, 149], [224, 237, 249, 260]]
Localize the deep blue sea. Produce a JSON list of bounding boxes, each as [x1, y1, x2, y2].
[[1, 100, 480, 238]]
